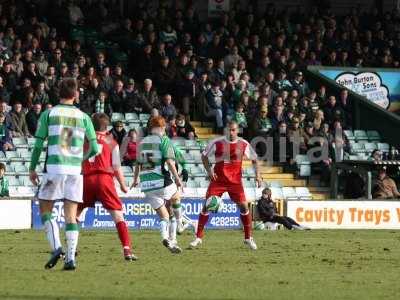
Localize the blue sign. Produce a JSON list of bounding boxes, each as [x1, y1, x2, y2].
[[32, 198, 241, 230], [318, 68, 400, 112]]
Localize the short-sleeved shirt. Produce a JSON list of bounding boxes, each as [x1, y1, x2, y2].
[[35, 104, 97, 175], [82, 131, 120, 176], [138, 134, 175, 192], [202, 136, 257, 184]]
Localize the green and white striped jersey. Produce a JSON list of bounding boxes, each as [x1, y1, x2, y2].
[[138, 134, 175, 192], [34, 104, 97, 175]]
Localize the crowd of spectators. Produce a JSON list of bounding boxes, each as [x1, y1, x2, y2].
[[0, 1, 399, 182]]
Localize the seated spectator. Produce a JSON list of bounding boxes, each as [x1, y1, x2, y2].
[[0, 163, 9, 197], [159, 94, 177, 120], [10, 102, 30, 137], [176, 114, 196, 140], [109, 120, 126, 146], [120, 129, 137, 167], [26, 103, 42, 136], [167, 115, 178, 138], [0, 112, 13, 151], [123, 78, 141, 113], [232, 103, 248, 129], [257, 188, 309, 230], [95, 91, 113, 117], [33, 81, 50, 106], [176, 69, 196, 117], [373, 167, 400, 199], [0, 100, 12, 129], [137, 79, 159, 114], [250, 105, 272, 138], [109, 79, 126, 113], [273, 121, 291, 162], [302, 122, 316, 150], [205, 81, 224, 132]]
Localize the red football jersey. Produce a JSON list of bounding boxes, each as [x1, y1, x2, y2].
[[82, 132, 121, 175], [202, 136, 257, 184]]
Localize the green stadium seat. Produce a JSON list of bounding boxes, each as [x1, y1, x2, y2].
[[270, 187, 284, 199], [125, 113, 139, 122], [282, 187, 297, 200], [343, 130, 355, 141], [189, 165, 206, 177], [350, 142, 365, 154], [27, 137, 36, 147], [186, 179, 199, 188], [364, 142, 377, 154], [7, 176, 21, 186], [184, 139, 200, 150], [121, 166, 132, 174], [188, 150, 202, 162], [354, 130, 368, 141], [139, 114, 150, 122], [295, 154, 311, 177], [13, 137, 27, 147], [243, 180, 256, 188], [367, 130, 381, 142], [5, 151, 18, 160], [377, 143, 390, 153], [111, 113, 125, 122]]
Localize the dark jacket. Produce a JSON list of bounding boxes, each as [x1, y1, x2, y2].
[[25, 109, 41, 136], [257, 197, 277, 222], [137, 89, 159, 114], [109, 128, 126, 146]]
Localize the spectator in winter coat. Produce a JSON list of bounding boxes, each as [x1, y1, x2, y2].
[[0, 113, 13, 151], [159, 94, 177, 120], [176, 114, 196, 140], [205, 81, 224, 131], [137, 79, 159, 114], [109, 120, 126, 146], [25, 103, 42, 136], [9, 102, 30, 137]]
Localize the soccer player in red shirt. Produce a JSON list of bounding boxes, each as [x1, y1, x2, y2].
[[189, 121, 262, 250], [77, 113, 137, 261]]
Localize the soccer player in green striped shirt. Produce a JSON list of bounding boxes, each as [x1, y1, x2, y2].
[[133, 116, 183, 253], [29, 79, 99, 271]]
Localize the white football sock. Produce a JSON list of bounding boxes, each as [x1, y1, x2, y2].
[[169, 217, 177, 242], [159, 218, 169, 240], [172, 203, 182, 224], [44, 219, 62, 251], [65, 224, 79, 262]]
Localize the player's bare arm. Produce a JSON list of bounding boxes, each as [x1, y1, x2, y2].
[[253, 159, 262, 188], [166, 158, 183, 189], [202, 154, 217, 181], [132, 164, 141, 188]]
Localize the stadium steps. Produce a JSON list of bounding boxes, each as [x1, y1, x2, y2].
[[261, 173, 294, 179], [195, 127, 214, 134], [311, 193, 330, 200]]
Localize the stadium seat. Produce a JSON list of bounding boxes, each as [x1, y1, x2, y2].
[[270, 187, 284, 200], [125, 113, 139, 122], [367, 130, 381, 142], [121, 166, 132, 174], [268, 181, 283, 188], [244, 167, 256, 178], [350, 142, 365, 154], [186, 179, 199, 188], [7, 176, 21, 186], [189, 165, 206, 177], [27, 137, 36, 147], [343, 130, 355, 141], [189, 150, 202, 163], [377, 143, 390, 153], [13, 164, 29, 175], [243, 180, 256, 188], [171, 139, 185, 147], [182, 152, 194, 163], [295, 154, 311, 177], [5, 151, 18, 160], [17, 186, 35, 197], [354, 130, 368, 141], [139, 114, 150, 122], [295, 187, 312, 200], [8, 186, 19, 197], [364, 142, 377, 154], [111, 113, 124, 122], [184, 139, 200, 150], [13, 137, 27, 147], [282, 187, 297, 200]]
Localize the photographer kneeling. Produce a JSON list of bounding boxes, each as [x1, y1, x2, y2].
[[257, 188, 310, 230]]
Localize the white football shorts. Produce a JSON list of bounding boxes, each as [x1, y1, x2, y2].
[[38, 173, 83, 203]]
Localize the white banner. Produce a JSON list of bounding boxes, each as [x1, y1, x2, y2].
[[208, 0, 230, 17], [0, 200, 31, 229], [287, 201, 400, 229]]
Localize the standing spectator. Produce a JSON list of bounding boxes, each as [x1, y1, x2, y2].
[[26, 103, 42, 136], [205, 81, 224, 132], [0, 112, 13, 151], [109, 80, 126, 113], [95, 91, 113, 117], [0, 163, 9, 197], [137, 79, 159, 114], [10, 101, 30, 137], [176, 69, 196, 117], [100, 66, 114, 92], [155, 56, 176, 95], [123, 78, 140, 113], [120, 129, 138, 167], [159, 94, 177, 120], [109, 120, 126, 146], [1, 62, 18, 94]]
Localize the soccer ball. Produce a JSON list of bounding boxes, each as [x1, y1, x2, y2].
[[205, 195, 223, 212], [254, 221, 265, 230]]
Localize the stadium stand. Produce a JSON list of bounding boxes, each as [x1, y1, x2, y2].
[[0, 0, 399, 201]]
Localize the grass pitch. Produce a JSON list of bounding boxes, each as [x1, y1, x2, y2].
[[0, 229, 399, 300]]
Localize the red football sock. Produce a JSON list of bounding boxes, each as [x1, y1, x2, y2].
[[116, 221, 131, 249], [240, 211, 252, 240], [196, 212, 209, 239]]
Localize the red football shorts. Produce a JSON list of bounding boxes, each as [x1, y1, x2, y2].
[[206, 180, 246, 204], [81, 173, 122, 211]]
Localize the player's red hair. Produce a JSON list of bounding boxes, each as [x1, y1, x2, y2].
[[149, 116, 166, 129]]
